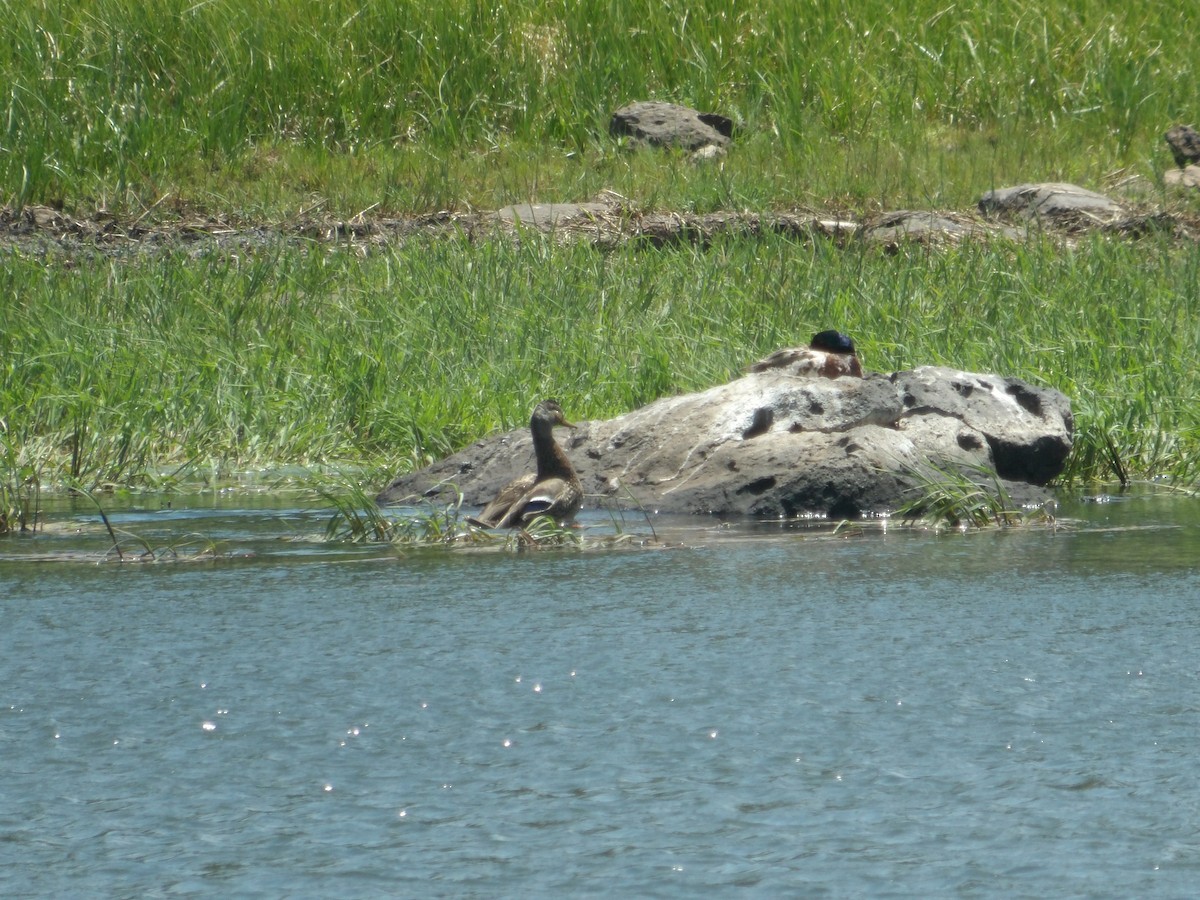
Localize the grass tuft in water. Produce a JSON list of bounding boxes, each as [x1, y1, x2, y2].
[[98, 530, 225, 564], [319, 477, 587, 550], [65, 486, 226, 562], [1, 425, 46, 535], [321, 478, 474, 545], [318, 475, 665, 551], [897, 464, 1057, 531]]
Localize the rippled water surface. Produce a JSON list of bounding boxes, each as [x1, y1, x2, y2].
[[3, 491, 1200, 897]]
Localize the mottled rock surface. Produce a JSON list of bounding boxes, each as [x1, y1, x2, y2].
[[861, 210, 1026, 246], [377, 367, 1074, 519], [494, 202, 614, 228], [978, 183, 1124, 223], [1165, 124, 1200, 168], [610, 101, 733, 151]]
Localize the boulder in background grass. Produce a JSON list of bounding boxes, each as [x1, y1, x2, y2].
[[610, 101, 733, 154], [978, 183, 1124, 226], [1164, 124, 1200, 168], [1163, 124, 1200, 189]]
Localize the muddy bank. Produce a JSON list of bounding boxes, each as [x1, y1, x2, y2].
[[4, 189, 1198, 259]]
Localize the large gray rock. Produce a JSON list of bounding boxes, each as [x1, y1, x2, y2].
[[610, 101, 733, 151], [978, 183, 1124, 223], [377, 367, 1073, 519]]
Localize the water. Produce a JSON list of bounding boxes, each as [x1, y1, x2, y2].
[[3, 491, 1200, 897]]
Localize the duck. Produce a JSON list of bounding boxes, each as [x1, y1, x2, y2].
[[466, 399, 584, 529], [748, 329, 864, 378]]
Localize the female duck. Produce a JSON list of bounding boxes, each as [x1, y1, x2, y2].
[[749, 329, 864, 378], [468, 399, 584, 529]]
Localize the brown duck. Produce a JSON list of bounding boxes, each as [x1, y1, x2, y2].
[[749, 329, 864, 379], [467, 399, 584, 528]]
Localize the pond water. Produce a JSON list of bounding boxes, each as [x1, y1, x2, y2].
[[3, 490, 1200, 897]]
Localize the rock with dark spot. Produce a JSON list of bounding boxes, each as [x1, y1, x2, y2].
[[378, 365, 1073, 519], [742, 407, 774, 439], [610, 101, 733, 152], [893, 366, 1073, 485], [1165, 124, 1200, 168]]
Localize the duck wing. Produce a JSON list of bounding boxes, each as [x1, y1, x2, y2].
[[494, 476, 583, 529], [467, 472, 536, 528], [749, 348, 862, 378], [749, 347, 810, 373]]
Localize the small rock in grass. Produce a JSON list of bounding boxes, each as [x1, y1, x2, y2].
[[1164, 124, 1200, 168], [1164, 166, 1200, 189], [610, 101, 733, 152]]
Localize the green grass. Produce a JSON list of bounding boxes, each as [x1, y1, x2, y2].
[[3, 1, 1200, 525], [3, 231, 1199, 512], [2, 1, 1198, 216]]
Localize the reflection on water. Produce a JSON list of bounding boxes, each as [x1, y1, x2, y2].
[[2, 487, 1199, 895]]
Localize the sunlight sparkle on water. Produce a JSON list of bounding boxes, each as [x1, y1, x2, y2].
[[7, 490, 1196, 896]]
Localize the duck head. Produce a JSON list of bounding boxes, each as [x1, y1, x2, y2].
[[810, 330, 857, 355], [532, 399, 576, 430]]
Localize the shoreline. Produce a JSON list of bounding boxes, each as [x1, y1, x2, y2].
[[5, 190, 1200, 258]]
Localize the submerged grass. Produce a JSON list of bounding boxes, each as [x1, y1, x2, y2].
[[896, 463, 1058, 530], [3, 230, 1199, 496], [319, 476, 595, 550]]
